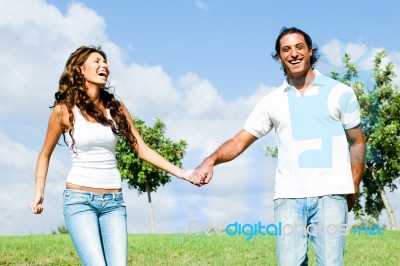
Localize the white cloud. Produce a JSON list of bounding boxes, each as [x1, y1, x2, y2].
[[3, 1, 398, 236], [181, 72, 225, 117], [0, 0, 276, 235], [390, 51, 400, 63], [318, 39, 376, 76], [0, 0, 109, 117], [195, 0, 209, 11], [0, 132, 70, 235], [111, 63, 182, 118], [318, 39, 400, 86], [0, 133, 36, 178]]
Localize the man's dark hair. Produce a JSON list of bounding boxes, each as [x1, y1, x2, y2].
[[271, 27, 320, 72]]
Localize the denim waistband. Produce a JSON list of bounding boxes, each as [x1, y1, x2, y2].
[[64, 189, 123, 199]]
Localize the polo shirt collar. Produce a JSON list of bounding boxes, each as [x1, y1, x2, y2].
[[282, 69, 324, 92]]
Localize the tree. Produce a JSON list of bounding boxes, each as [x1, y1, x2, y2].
[[116, 116, 188, 233], [350, 215, 386, 231], [51, 224, 68, 235], [332, 51, 399, 229], [264, 145, 278, 158]]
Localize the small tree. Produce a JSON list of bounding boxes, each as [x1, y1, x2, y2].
[[332, 52, 399, 229], [51, 225, 68, 235], [350, 215, 386, 230], [116, 116, 187, 233]]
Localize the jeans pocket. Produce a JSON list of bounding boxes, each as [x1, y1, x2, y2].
[[63, 191, 89, 206], [327, 194, 346, 201], [274, 198, 288, 210], [115, 197, 126, 208]]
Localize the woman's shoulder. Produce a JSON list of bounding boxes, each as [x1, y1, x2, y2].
[[52, 103, 74, 131], [52, 103, 73, 115]]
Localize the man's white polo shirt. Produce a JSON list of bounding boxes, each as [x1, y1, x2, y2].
[[244, 70, 360, 199]]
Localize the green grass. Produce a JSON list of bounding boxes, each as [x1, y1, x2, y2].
[[0, 231, 399, 265]]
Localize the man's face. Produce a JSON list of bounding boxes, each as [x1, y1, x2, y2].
[[278, 33, 312, 79]]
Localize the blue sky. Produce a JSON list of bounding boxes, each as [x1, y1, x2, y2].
[[46, 0, 400, 100], [0, 0, 399, 235]]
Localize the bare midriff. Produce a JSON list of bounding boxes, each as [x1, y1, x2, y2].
[[66, 182, 122, 193]]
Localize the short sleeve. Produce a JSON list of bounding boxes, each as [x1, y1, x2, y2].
[[338, 86, 361, 129], [243, 97, 274, 138]]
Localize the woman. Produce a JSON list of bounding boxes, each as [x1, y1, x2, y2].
[[30, 46, 191, 265]]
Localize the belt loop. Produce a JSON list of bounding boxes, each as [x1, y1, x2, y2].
[[113, 193, 116, 203], [91, 192, 94, 201]]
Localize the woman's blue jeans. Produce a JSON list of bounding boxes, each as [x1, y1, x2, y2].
[[63, 189, 128, 266], [274, 194, 348, 266]]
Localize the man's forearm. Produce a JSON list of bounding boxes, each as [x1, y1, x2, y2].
[[205, 139, 243, 166], [349, 142, 366, 191], [206, 130, 257, 166]]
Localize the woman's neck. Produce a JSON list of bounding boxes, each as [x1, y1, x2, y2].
[[86, 84, 101, 104]]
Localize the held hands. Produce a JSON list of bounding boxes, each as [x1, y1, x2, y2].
[[181, 169, 194, 181], [188, 160, 214, 187], [179, 160, 214, 187]]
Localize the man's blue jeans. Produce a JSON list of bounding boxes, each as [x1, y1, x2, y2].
[[63, 189, 128, 266], [274, 195, 348, 266]]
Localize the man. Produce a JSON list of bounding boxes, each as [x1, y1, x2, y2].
[[189, 27, 366, 265]]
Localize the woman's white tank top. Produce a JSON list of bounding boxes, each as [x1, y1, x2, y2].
[[65, 106, 122, 188]]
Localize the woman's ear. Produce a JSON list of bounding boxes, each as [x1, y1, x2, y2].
[[75, 65, 83, 75]]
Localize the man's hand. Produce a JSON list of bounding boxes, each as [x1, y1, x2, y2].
[[346, 192, 358, 212], [345, 125, 365, 212], [189, 160, 214, 187]]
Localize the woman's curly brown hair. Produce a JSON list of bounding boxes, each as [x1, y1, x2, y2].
[[54, 45, 137, 151]]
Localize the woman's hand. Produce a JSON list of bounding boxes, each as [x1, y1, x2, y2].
[[181, 169, 194, 181], [30, 193, 45, 214]]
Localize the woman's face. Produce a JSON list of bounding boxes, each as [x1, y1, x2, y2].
[[80, 52, 109, 88]]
